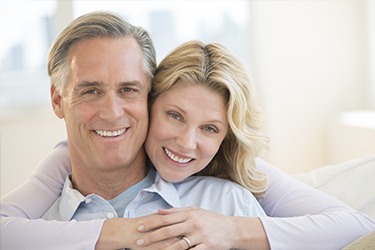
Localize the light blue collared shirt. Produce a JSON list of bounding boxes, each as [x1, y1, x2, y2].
[[42, 167, 266, 221]]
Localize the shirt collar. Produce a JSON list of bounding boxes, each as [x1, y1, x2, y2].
[[58, 168, 183, 219], [59, 175, 87, 221], [144, 172, 182, 208]]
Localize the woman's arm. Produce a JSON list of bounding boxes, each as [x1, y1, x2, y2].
[[135, 207, 270, 250], [1, 213, 177, 250], [0, 216, 104, 249], [1, 141, 70, 218], [257, 158, 375, 250], [0, 141, 181, 249], [134, 159, 375, 250], [0, 141, 102, 249]]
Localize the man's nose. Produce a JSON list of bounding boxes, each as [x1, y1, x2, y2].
[[99, 93, 124, 121]]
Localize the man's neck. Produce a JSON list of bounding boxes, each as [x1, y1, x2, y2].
[[70, 154, 148, 200]]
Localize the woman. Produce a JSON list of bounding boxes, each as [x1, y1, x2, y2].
[[1, 13, 374, 249], [116, 40, 375, 249]]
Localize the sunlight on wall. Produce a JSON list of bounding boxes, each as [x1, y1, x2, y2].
[[0, 0, 374, 197]]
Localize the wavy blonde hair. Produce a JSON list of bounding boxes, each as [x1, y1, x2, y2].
[[150, 41, 269, 196]]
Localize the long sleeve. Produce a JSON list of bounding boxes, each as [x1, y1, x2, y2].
[[0, 140, 105, 249], [0, 217, 104, 250], [256, 158, 375, 250], [1, 141, 70, 218], [2, 142, 374, 249]]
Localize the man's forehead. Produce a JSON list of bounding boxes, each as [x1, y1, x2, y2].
[[65, 37, 148, 86], [67, 37, 143, 63]]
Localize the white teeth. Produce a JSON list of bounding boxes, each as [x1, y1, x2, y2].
[[95, 129, 126, 137], [164, 148, 192, 164]]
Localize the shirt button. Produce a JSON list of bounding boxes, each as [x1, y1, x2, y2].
[[85, 198, 92, 204], [107, 212, 115, 219]]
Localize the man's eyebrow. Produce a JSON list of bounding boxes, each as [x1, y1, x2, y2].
[[118, 80, 145, 87], [118, 80, 148, 91], [74, 81, 101, 90], [74, 80, 146, 91]]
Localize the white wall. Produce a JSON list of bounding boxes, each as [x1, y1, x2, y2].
[[1, 0, 374, 197], [249, 0, 374, 174], [328, 111, 375, 163], [0, 107, 66, 197]]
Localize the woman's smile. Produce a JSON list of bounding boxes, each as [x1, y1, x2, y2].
[[163, 147, 194, 164], [145, 80, 228, 182]]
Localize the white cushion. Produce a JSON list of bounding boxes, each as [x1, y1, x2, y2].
[[293, 155, 375, 219]]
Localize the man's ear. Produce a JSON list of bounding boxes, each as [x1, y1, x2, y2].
[[51, 85, 64, 119]]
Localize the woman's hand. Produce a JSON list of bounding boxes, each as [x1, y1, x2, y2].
[[134, 207, 270, 250], [95, 215, 180, 250]]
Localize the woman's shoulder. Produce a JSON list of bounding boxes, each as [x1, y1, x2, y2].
[[177, 175, 251, 196], [175, 175, 265, 216]]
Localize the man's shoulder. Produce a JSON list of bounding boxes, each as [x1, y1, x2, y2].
[[42, 197, 63, 221], [42, 176, 82, 221]]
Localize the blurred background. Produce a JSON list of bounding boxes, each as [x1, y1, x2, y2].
[[1, 0, 374, 197]]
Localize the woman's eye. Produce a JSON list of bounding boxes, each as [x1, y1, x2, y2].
[[204, 126, 218, 133], [168, 111, 182, 121]]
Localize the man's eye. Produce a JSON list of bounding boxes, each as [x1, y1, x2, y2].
[[120, 87, 136, 93], [82, 89, 98, 95]]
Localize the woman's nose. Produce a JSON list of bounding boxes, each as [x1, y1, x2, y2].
[[175, 127, 197, 151]]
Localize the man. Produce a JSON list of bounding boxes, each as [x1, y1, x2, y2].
[[47, 12, 152, 203], [44, 11, 164, 249]]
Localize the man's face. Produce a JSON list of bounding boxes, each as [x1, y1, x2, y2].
[[51, 37, 149, 172]]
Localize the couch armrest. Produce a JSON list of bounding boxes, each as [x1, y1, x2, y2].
[[293, 155, 375, 219]]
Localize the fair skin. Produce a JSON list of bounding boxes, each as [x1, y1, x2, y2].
[[143, 208, 268, 250], [98, 209, 268, 250], [97, 81, 269, 250], [48, 36, 202, 250], [51, 37, 149, 200], [133, 81, 269, 250], [49, 37, 268, 250], [145, 81, 228, 183]]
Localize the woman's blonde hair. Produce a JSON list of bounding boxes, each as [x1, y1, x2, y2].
[[150, 40, 269, 196]]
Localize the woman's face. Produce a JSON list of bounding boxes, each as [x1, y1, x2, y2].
[[145, 80, 228, 182]]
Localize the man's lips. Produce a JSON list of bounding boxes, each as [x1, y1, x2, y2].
[[163, 147, 194, 164]]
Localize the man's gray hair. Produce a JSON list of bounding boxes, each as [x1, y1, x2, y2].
[[48, 11, 156, 93]]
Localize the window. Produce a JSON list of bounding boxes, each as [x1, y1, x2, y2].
[[0, 0, 250, 108], [0, 1, 56, 107]]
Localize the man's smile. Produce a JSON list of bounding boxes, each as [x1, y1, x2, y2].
[[94, 129, 126, 137]]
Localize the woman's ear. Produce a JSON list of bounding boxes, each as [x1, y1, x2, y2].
[[51, 85, 64, 119]]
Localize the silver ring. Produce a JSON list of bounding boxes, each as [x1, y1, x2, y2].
[[182, 236, 192, 248]]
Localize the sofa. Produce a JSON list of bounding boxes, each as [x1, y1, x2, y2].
[[293, 155, 375, 249]]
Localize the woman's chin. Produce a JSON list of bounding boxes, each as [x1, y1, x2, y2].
[[160, 173, 188, 183]]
